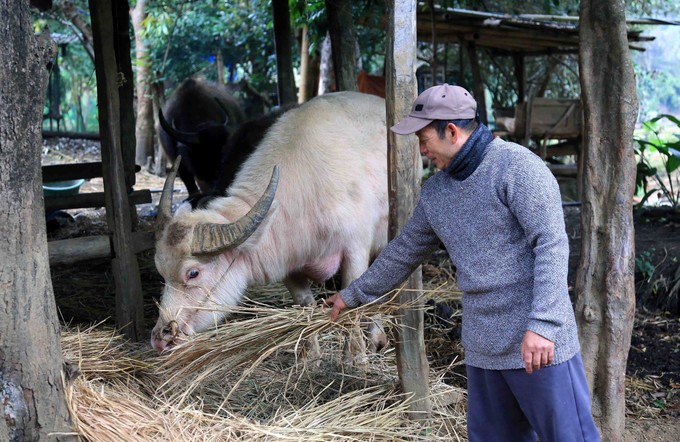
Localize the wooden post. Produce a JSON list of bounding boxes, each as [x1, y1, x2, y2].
[[110, 0, 136, 190], [89, 0, 145, 341], [428, 0, 438, 86], [465, 41, 488, 124], [385, 0, 431, 420], [514, 54, 525, 104], [113, 0, 138, 227]]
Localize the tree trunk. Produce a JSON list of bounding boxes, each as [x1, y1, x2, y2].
[[131, 0, 155, 170], [297, 25, 310, 103], [318, 32, 333, 94], [576, 1, 638, 440], [0, 2, 74, 440], [307, 47, 321, 100], [271, 0, 297, 105], [216, 50, 225, 85], [325, 0, 357, 92]]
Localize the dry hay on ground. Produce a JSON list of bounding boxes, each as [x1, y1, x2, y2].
[[61, 284, 468, 442]]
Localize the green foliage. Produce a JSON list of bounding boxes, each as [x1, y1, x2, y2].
[[143, 0, 277, 89], [636, 249, 658, 282], [34, 4, 98, 132], [31, 1, 680, 133], [634, 114, 680, 208], [141, 0, 389, 100]]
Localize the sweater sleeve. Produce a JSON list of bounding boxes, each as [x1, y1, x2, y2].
[[340, 199, 441, 308], [504, 155, 571, 343]]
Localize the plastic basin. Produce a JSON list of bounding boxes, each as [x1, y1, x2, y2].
[[43, 179, 86, 197]]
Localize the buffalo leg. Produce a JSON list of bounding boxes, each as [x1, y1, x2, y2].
[[283, 273, 322, 363], [340, 249, 388, 364]]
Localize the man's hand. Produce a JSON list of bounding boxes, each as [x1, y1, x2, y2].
[[521, 330, 554, 374], [325, 292, 348, 321]]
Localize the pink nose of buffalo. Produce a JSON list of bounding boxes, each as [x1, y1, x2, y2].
[[151, 320, 182, 353]]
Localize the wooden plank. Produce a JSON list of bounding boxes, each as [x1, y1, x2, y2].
[[42, 130, 101, 140], [42, 162, 104, 182], [549, 163, 578, 177], [44, 189, 151, 212], [89, 0, 144, 341], [515, 98, 582, 139], [48, 231, 154, 265], [385, 0, 431, 420], [42, 163, 141, 183]]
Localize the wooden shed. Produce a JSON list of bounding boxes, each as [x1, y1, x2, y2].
[[413, 5, 658, 134]]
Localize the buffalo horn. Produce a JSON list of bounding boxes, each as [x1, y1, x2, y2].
[[158, 108, 201, 145], [156, 156, 182, 239], [191, 166, 279, 255]]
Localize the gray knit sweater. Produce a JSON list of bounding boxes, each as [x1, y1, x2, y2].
[[341, 137, 581, 370]]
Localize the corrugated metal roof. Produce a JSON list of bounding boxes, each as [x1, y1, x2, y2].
[[416, 5, 668, 55]]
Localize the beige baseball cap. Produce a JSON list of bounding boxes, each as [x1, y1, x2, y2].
[[391, 84, 477, 135]]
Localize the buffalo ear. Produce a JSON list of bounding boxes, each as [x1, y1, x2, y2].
[[213, 97, 231, 127]]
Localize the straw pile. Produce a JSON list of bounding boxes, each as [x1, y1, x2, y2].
[[61, 283, 468, 441]]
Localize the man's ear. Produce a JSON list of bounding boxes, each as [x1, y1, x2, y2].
[[448, 123, 458, 143]]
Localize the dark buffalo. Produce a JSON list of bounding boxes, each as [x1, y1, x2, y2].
[[185, 104, 298, 210], [159, 78, 245, 195], [212, 104, 298, 196]]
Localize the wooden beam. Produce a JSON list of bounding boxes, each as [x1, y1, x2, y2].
[[89, 0, 144, 341], [42, 130, 100, 140], [44, 189, 151, 212], [548, 163, 578, 177], [48, 231, 154, 265], [42, 162, 141, 182], [385, 0, 431, 419], [42, 162, 104, 182]]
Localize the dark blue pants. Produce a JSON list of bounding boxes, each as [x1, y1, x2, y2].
[[466, 353, 600, 442]]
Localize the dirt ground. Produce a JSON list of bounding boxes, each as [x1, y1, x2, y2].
[[42, 137, 679, 440]]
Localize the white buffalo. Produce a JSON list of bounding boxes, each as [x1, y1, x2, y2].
[[151, 91, 389, 361]]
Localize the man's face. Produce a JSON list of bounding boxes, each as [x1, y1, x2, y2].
[[416, 124, 458, 170]]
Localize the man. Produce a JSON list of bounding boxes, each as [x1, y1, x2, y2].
[[325, 84, 600, 441]]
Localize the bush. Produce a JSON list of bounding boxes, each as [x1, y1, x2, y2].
[[634, 114, 680, 208]]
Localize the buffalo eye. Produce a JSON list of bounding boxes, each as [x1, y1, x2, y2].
[[187, 269, 200, 280]]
